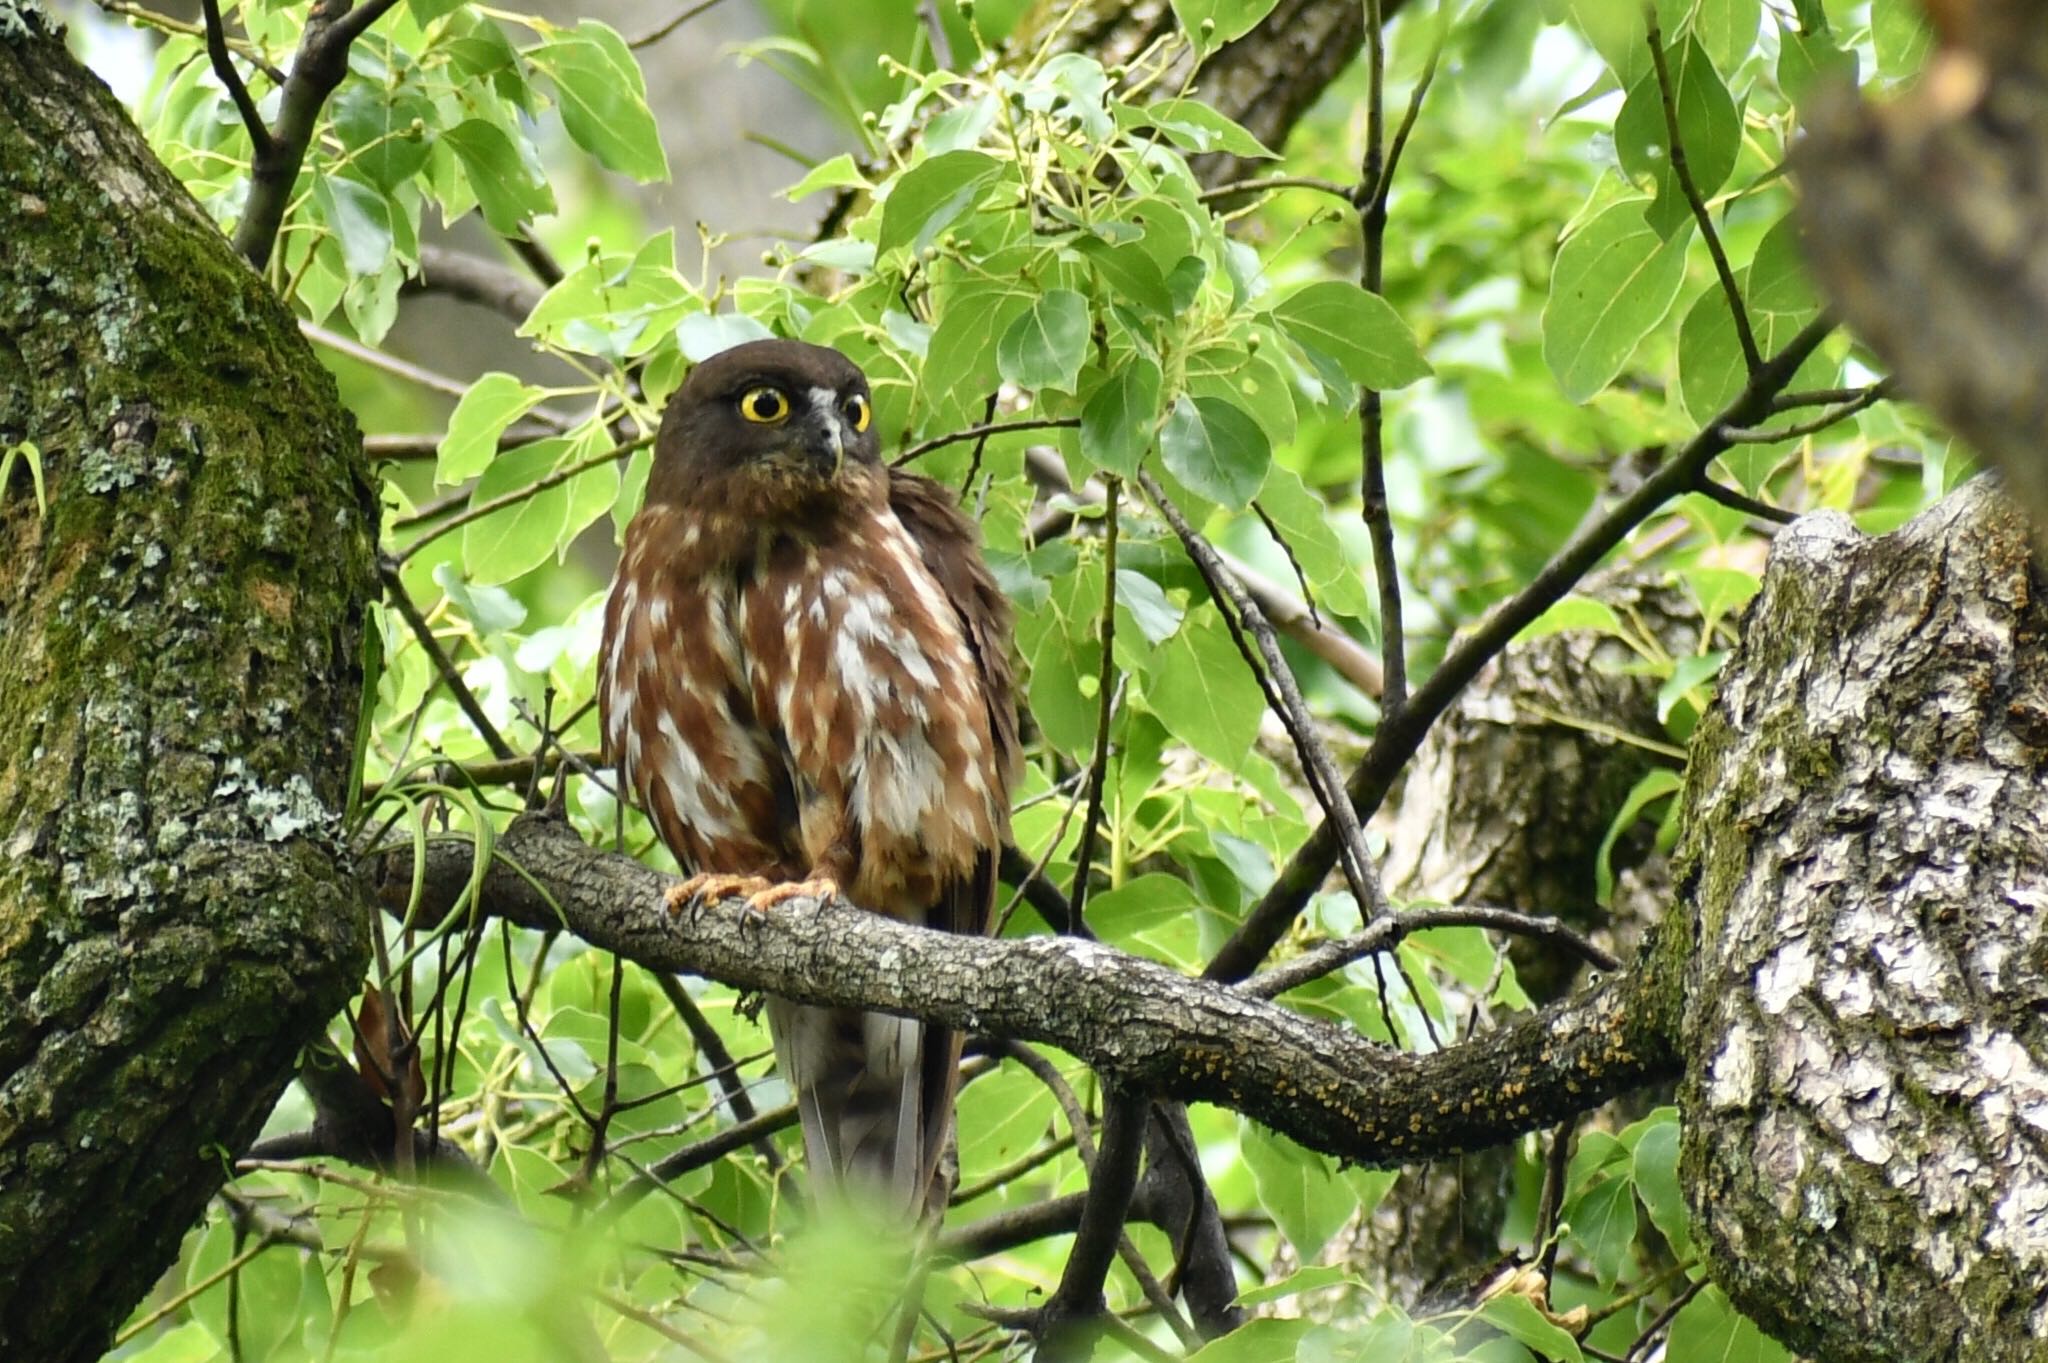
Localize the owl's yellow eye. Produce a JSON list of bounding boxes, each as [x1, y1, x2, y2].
[[738, 387, 790, 424], [843, 393, 871, 433]]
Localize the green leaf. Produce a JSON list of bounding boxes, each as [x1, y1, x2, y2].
[[313, 173, 394, 276], [1234, 1264, 1351, 1310], [1159, 395, 1270, 506], [1148, 613, 1265, 770], [877, 150, 1005, 256], [1240, 1123, 1358, 1260], [530, 22, 668, 182], [996, 289, 1089, 393], [1657, 649, 1727, 724], [462, 437, 574, 584], [1563, 1173, 1638, 1288], [1775, 18, 1854, 103], [784, 152, 870, 201], [1517, 594, 1627, 643], [1126, 97, 1278, 159], [1269, 281, 1432, 390], [1615, 36, 1741, 239], [330, 81, 434, 189], [1185, 1318, 1314, 1362], [1628, 1110, 1692, 1256], [1072, 235, 1174, 317], [1115, 568, 1184, 645], [119, 1321, 217, 1363], [1689, 0, 1762, 78], [439, 373, 548, 484], [1597, 767, 1683, 906], [1565, 0, 1651, 83], [1079, 356, 1162, 476], [1871, 0, 1932, 82], [1542, 200, 1692, 401], [1169, 0, 1283, 58], [443, 118, 555, 234], [1478, 1294, 1586, 1362], [1666, 1285, 1792, 1363]]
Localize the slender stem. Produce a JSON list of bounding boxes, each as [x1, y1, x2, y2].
[[1693, 474, 1797, 524], [1037, 1093, 1150, 1360], [236, 0, 404, 269], [1647, 17, 1761, 374], [378, 559, 517, 761], [1721, 380, 1890, 443], [1067, 479, 1120, 929], [1240, 902, 1620, 1000], [200, 0, 272, 157], [393, 435, 649, 565], [892, 416, 1079, 467], [1196, 175, 1359, 205], [1143, 472, 1388, 925]]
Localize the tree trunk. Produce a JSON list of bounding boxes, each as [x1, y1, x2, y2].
[[0, 11, 376, 1359], [1677, 478, 2048, 1363]]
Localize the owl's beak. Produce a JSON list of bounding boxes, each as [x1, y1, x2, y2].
[[799, 408, 847, 476]]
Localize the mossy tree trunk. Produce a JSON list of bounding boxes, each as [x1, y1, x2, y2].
[[1676, 480, 2048, 1363], [0, 8, 375, 1359]]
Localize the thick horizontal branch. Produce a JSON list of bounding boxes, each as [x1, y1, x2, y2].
[[378, 816, 1681, 1167]]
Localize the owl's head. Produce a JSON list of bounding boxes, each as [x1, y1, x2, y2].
[[649, 338, 882, 513]]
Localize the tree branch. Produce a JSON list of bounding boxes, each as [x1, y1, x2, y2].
[[377, 816, 1682, 1169], [237, 0, 403, 270]]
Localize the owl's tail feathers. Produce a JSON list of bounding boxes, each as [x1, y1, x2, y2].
[[769, 1001, 960, 1220]]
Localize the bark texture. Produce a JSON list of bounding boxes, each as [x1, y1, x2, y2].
[[1380, 573, 1696, 1000], [0, 9, 376, 1358], [388, 814, 1683, 1168], [1677, 479, 2048, 1363]]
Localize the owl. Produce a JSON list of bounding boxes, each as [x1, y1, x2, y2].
[[598, 339, 1017, 1215]]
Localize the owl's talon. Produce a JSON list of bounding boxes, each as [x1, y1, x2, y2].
[[745, 876, 841, 914], [665, 873, 773, 920]]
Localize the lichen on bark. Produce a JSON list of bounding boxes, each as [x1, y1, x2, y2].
[[1676, 479, 2048, 1363], [0, 11, 375, 1358]]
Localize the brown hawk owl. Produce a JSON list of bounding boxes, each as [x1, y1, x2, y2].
[[598, 338, 1017, 1215]]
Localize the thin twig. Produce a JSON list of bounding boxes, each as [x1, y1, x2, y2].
[[1196, 175, 1358, 205], [1142, 471, 1388, 925], [1067, 478, 1120, 929], [629, 0, 738, 49], [1355, 0, 1442, 714], [893, 416, 1079, 466], [1769, 381, 1889, 413], [1647, 18, 1761, 375], [393, 435, 650, 565], [648, 969, 783, 1171], [237, 0, 404, 269], [1692, 475, 1797, 524], [1240, 903, 1620, 1001], [1720, 382, 1888, 443], [200, 0, 272, 157], [378, 559, 518, 761]]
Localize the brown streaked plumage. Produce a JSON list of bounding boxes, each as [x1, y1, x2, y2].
[[598, 338, 1016, 1215]]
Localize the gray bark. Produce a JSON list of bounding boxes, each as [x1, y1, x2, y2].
[[1678, 479, 2048, 1362], [0, 8, 375, 1357]]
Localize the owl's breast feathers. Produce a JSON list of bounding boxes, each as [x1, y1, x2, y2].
[[600, 461, 1015, 925]]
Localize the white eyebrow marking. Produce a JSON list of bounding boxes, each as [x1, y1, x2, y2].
[[809, 386, 848, 455]]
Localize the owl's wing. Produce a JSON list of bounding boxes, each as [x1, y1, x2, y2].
[[887, 467, 1020, 809]]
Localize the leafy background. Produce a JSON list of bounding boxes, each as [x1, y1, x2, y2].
[[66, 0, 1953, 1358]]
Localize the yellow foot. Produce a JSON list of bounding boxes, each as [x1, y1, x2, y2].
[[664, 873, 773, 916], [744, 876, 841, 913]]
